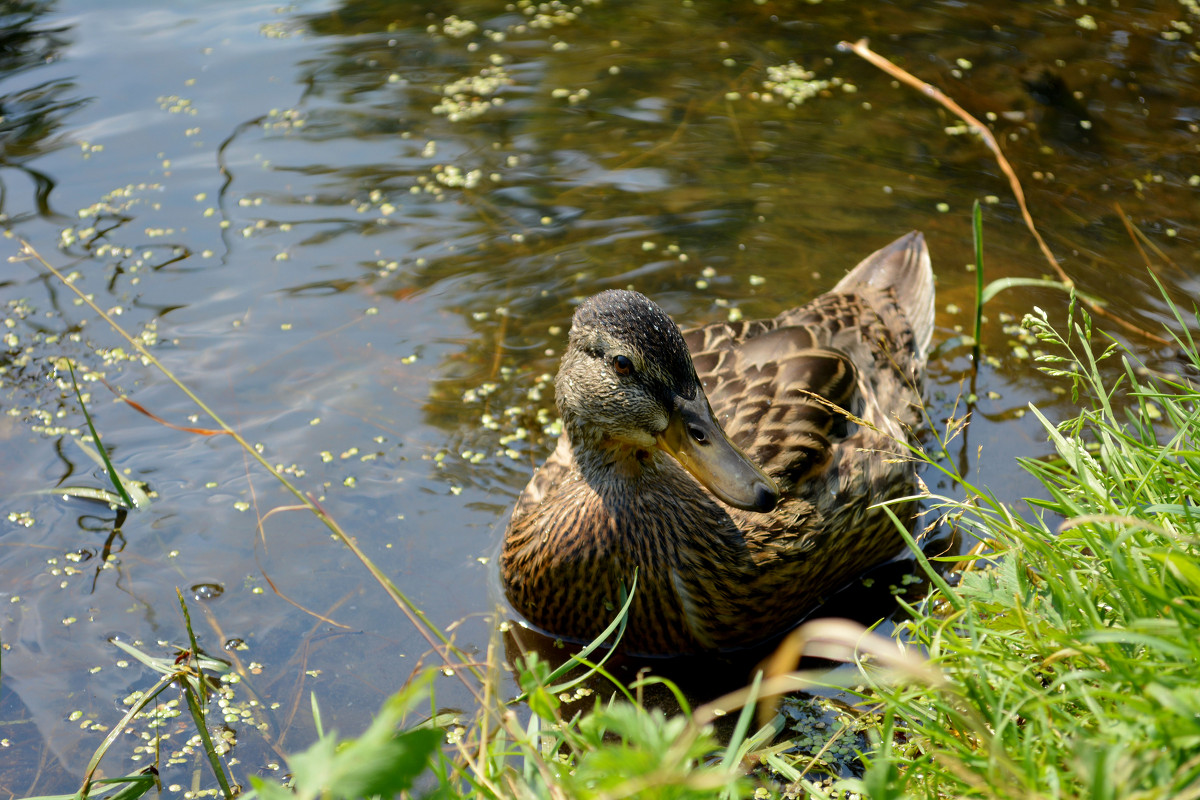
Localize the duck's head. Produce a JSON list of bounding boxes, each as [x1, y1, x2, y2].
[[555, 289, 779, 513]]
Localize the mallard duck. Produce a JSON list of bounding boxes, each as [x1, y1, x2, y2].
[[500, 232, 934, 656]]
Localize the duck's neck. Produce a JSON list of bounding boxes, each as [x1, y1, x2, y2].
[[564, 421, 661, 488]]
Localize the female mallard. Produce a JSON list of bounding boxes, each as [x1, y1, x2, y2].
[[501, 232, 935, 656]]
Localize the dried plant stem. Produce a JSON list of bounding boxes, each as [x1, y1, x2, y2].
[[839, 38, 1169, 345], [1114, 200, 1179, 273]]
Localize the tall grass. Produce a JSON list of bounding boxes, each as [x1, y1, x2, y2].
[[830, 294, 1200, 800]]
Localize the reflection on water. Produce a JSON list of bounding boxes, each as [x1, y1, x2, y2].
[[1, 0, 1198, 792], [0, 2, 85, 225]]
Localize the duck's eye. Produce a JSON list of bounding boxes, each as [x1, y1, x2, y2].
[[612, 354, 634, 375]]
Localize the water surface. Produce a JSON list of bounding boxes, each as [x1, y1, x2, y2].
[[1, 0, 1197, 791]]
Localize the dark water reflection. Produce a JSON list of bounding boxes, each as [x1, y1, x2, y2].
[[1, 0, 1197, 792]]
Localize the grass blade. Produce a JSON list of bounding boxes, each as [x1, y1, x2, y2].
[[65, 360, 138, 510], [182, 684, 235, 800], [972, 198, 984, 364]]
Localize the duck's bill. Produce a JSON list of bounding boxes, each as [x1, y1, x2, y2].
[[657, 394, 780, 513]]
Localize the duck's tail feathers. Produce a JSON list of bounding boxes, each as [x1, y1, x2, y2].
[[833, 231, 935, 362]]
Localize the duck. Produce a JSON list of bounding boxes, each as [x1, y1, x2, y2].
[[500, 231, 935, 656]]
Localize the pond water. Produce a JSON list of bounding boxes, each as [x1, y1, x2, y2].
[[1, 0, 1197, 792]]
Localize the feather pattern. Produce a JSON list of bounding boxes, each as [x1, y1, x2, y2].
[[500, 232, 935, 655]]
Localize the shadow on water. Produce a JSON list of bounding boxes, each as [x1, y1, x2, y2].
[[0, 0, 1198, 793]]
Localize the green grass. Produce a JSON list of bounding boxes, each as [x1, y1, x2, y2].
[[827, 293, 1200, 800], [15, 241, 1200, 799]]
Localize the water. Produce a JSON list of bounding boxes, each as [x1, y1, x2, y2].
[[1, 0, 1197, 791]]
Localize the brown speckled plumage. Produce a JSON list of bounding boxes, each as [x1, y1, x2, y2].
[[500, 232, 935, 656]]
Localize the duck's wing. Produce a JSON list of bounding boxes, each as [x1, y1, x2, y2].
[[830, 230, 934, 361], [684, 320, 858, 490], [683, 232, 934, 491]]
